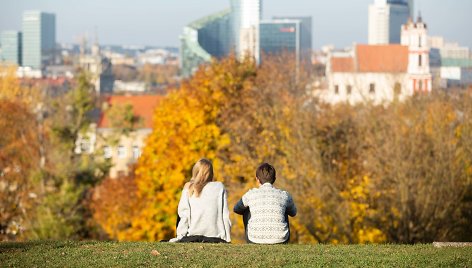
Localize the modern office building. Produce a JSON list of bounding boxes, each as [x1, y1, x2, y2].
[[260, 18, 312, 66], [368, 0, 413, 44], [269, 16, 312, 60], [231, 0, 262, 61], [22, 11, 56, 69], [180, 9, 232, 77], [0, 31, 22, 65]]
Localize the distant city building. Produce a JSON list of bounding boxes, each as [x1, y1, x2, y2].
[[22, 11, 56, 69], [79, 41, 114, 93], [114, 80, 147, 93], [273, 16, 312, 55], [76, 95, 161, 178], [0, 31, 22, 66], [428, 36, 472, 88], [260, 17, 312, 65], [180, 9, 232, 77], [231, 0, 262, 61], [368, 0, 413, 45], [321, 16, 431, 105]]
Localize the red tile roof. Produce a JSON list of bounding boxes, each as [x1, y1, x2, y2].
[[98, 95, 161, 129], [357, 44, 408, 73], [331, 44, 409, 73], [331, 57, 355, 72]]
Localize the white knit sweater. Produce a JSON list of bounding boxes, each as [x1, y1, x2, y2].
[[234, 183, 297, 244], [171, 181, 231, 242]]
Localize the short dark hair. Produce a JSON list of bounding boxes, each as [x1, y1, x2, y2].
[[256, 163, 276, 184]]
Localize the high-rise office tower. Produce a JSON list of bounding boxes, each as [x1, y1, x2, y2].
[[260, 17, 312, 65], [0, 31, 22, 66], [180, 10, 232, 77], [368, 0, 413, 44], [22, 11, 56, 69], [231, 0, 262, 61]]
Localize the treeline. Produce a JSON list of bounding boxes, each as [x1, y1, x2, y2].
[[93, 55, 472, 243], [1, 54, 471, 243]]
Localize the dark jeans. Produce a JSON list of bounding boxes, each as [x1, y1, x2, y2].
[[165, 214, 227, 243], [242, 209, 290, 244]]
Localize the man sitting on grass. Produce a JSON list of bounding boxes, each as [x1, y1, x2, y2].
[[233, 163, 297, 244]]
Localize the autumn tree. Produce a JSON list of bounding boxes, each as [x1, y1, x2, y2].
[[0, 101, 40, 240], [27, 71, 109, 239], [89, 171, 140, 240], [363, 92, 472, 243]]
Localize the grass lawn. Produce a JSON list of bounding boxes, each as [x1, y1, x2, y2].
[[1, 241, 471, 267]]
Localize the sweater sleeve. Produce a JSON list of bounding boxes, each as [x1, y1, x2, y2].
[[286, 192, 297, 217], [222, 188, 232, 242], [175, 188, 190, 240]]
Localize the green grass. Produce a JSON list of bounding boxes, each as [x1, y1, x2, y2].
[[1, 241, 471, 267]]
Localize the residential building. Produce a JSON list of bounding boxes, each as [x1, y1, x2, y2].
[[368, 0, 412, 44], [231, 0, 262, 61], [76, 95, 161, 178], [22, 11, 56, 69], [320, 17, 431, 105], [0, 31, 22, 66], [180, 9, 232, 77]]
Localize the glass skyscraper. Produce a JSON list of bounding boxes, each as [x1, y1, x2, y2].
[[180, 9, 232, 77], [260, 17, 312, 65], [22, 11, 56, 69], [368, 0, 413, 44], [0, 31, 22, 66], [230, 0, 262, 61]]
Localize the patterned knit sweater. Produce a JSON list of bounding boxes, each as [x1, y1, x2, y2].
[[234, 183, 297, 244]]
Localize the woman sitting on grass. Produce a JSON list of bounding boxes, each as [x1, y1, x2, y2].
[[169, 158, 231, 243]]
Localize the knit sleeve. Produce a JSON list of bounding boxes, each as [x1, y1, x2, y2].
[[222, 188, 232, 242], [175, 188, 191, 240]]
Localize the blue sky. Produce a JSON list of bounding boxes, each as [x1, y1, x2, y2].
[[0, 0, 471, 49]]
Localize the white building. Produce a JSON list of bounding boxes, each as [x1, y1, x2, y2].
[[368, 0, 412, 45], [79, 42, 114, 93], [75, 95, 161, 178], [231, 0, 262, 61], [320, 17, 431, 105]]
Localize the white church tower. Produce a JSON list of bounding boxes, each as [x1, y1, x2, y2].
[[401, 15, 432, 93]]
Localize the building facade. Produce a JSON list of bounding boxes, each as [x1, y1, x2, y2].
[[79, 42, 115, 93], [75, 95, 161, 178], [0, 31, 22, 66], [231, 0, 262, 61], [368, 0, 412, 45], [321, 17, 431, 105], [22, 11, 56, 69], [180, 9, 232, 77], [260, 17, 312, 65]]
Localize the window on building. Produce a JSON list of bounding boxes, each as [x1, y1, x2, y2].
[[418, 80, 423, 91], [419, 36, 422, 47], [394, 82, 402, 96], [80, 139, 90, 154], [346, 85, 352, 95], [369, 83, 375, 94], [117, 146, 127, 159], [103, 146, 112, 159], [419, 55, 422, 67], [132, 146, 141, 160], [334, 85, 339, 95]]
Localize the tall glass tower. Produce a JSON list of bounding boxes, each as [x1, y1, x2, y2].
[[0, 31, 22, 66], [230, 0, 262, 61], [22, 11, 56, 69], [368, 0, 413, 44], [180, 10, 232, 77]]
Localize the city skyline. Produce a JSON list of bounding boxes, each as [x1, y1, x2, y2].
[[0, 0, 471, 49]]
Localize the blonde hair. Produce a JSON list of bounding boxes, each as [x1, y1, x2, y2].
[[187, 158, 214, 197]]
